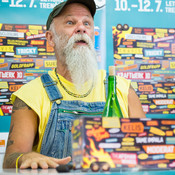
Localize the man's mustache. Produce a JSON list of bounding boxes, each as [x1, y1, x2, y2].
[[68, 34, 93, 48]]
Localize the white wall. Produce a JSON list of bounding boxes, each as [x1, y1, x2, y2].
[[0, 154, 4, 169], [0, 132, 8, 169]]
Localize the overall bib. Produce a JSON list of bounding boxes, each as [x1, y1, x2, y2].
[[40, 73, 106, 159]]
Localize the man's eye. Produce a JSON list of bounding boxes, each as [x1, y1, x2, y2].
[[67, 21, 73, 25], [84, 22, 89, 26]]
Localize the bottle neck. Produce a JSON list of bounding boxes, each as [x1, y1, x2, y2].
[[108, 75, 116, 94]]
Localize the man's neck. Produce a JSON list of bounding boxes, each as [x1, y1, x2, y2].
[[56, 64, 72, 82]]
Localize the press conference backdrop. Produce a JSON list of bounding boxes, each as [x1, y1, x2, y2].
[[0, 0, 174, 164]]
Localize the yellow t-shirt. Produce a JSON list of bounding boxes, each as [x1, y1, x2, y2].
[[11, 69, 131, 152]]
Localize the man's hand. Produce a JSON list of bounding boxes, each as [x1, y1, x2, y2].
[[19, 152, 71, 169]]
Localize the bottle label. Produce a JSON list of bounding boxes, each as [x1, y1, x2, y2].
[[102, 118, 121, 128]]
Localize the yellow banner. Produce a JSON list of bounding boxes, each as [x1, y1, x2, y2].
[[118, 48, 143, 54], [45, 60, 57, 67], [0, 46, 14, 52], [170, 62, 175, 69], [29, 25, 42, 30], [0, 82, 8, 89]]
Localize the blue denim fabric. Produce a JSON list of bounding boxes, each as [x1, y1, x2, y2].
[[40, 74, 105, 159]]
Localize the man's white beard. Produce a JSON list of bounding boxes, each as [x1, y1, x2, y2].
[[53, 30, 98, 92]]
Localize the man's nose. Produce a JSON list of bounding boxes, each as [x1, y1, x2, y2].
[[75, 22, 86, 34]]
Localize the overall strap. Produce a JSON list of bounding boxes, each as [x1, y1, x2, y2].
[[41, 73, 63, 102]]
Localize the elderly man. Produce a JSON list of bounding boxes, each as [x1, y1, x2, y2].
[[3, 0, 145, 169]]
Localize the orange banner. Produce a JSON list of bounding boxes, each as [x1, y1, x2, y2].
[[121, 122, 144, 133]]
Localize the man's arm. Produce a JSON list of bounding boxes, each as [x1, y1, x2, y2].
[[128, 85, 146, 118], [3, 97, 38, 168], [3, 97, 71, 169]]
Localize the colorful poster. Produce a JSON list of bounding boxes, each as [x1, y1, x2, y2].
[[73, 117, 175, 171], [113, 26, 175, 115], [106, 0, 175, 118]]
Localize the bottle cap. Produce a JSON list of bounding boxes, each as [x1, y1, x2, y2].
[[109, 66, 116, 76]]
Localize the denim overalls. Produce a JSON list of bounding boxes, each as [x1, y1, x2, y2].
[[40, 73, 106, 159]]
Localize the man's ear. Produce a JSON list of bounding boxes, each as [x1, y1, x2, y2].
[[46, 31, 55, 47]]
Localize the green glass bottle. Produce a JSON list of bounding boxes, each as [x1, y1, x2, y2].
[[102, 66, 123, 118]]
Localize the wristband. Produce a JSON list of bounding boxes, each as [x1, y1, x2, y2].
[[16, 153, 23, 173]]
